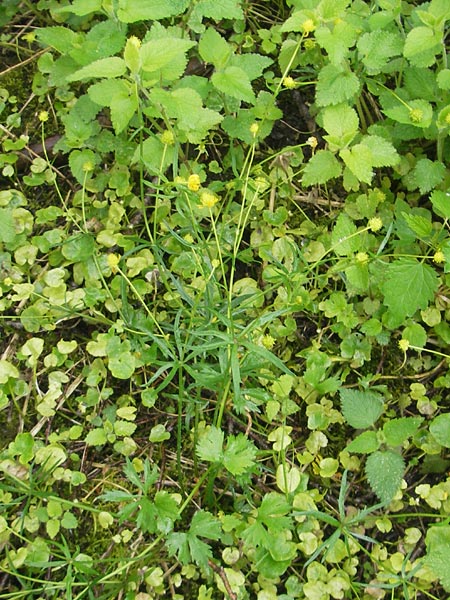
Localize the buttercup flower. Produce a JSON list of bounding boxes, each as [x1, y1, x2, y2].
[[187, 174, 201, 192], [200, 191, 218, 208]]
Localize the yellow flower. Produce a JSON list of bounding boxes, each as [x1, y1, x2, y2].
[[283, 76, 297, 89], [107, 253, 120, 273], [306, 136, 318, 150], [200, 191, 218, 208], [82, 160, 94, 172], [261, 335, 275, 350], [187, 174, 201, 192], [433, 250, 445, 264], [250, 122, 259, 136], [356, 252, 369, 264], [38, 110, 49, 123], [409, 108, 423, 124], [398, 339, 410, 352], [302, 19, 315, 34], [368, 217, 383, 232], [161, 130, 175, 146]]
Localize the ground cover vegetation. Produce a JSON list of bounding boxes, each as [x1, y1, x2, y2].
[[0, 0, 450, 597]]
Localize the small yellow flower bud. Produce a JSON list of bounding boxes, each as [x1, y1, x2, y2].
[[161, 130, 175, 146], [368, 217, 383, 232], [107, 253, 120, 273], [200, 191, 218, 208], [409, 108, 423, 124], [261, 335, 275, 350], [38, 110, 49, 122], [433, 250, 445, 264], [306, 136, 318, 150], [356, 252, 369, 264], [302, 19, 315, 34], [187, 174, 201, 192], [82, 161, 94, 172], [283, 76, 297, 89], [250, 122, 259, 136], [398, 339, 410, 352]]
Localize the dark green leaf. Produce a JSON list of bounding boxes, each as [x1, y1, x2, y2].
[[366, 451, 405, 503]]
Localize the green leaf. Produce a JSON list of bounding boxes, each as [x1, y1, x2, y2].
[[69, 149, 100, 185], [189, 0, 243, 25], [302, 150, 342, 186], [430, 190, 450, 219], [402, 322, 427, 348], [85, 428, 107, 446], [0, 358, 20, 383], [405, 158, 446, 194], [346, 431, 380, 454], [69, 20, 126, 66], [62, 234, 95, 262], [340, 389, 384, 429], [0, 208, 16, 243], [366, 451, 405, 503], [357, 30, 403, 74], [140, 39, 195, 73], [223, 434, 257, 475], [425, 526, 450, 592], [360, 135, 400, 167], [54, 0, 102, 15], [196, 426, 224, 464], [401, 212, 432, 238], [110, 89, 138, 134], [190, 510, 222, 540], [382, 259, 439, 322], [316, 64, 360, 106], [322, 104, 359, 151], [383, 417, 424, 447], [231, 53, 272, 81], [315, 21, 358, 64], [331, 213, 359, 256], [66, 57, 126, 81], [198, 27, 232, 69], [117, 0, 190, 22], [429, 414, 450, 448], [340, 144, 374, 184], [212, 66, 255, 103], [37, 26, 81, 54], [403, 26, 441, 67]]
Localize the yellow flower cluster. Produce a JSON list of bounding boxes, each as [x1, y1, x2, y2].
[[368, 217, 383, 232]]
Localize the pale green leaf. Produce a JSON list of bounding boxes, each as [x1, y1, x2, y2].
[[0, 208, 16, 243], [231, 53, 272, 81], [366, 451, 405, 503], [401, 212, 432, 238], [360, 135, 400, 167], [322, 104, 359, 150], [69, 20, 126, 66], [54, 0, 102, 15], [316, 64, 360, 106], [331, 212, 359, 256], [140, 39, 195, 73], [383, 417, 424, 447], [429, 414, 450, 448], [425, 526, 450, 592], [403, 26, 441, 67], [66, 57, 126, 81], [405, 158, 446, 194], [37, 26, 81, 54], [315, 21, 358, 64], [198, 27, 232, 69], [108, 352, 136, 379], [69, 149, 100, 184], [437, 68, 450, 90], [302, 150, 342, 186], [357, 30, 403, 74], [85, 428, 107, 446], [346, 431, 380, 454], [110, 90, 138, 134], [117, 0, 190, 22], [340, 388, 384, 429], [189, 0, 243, 24], [340, 144, 374, 183], [430, 190, 450, 219], [223, 434, 257, 475], [196, 426, 224, 464], [212, 66, 255, 103], [382, 259, 439, 322]]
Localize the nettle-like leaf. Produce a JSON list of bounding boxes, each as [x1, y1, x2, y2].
[[38, 26, 82, 54], [189, 0, 244, 25], [404, 158, 446, 194], [429, 414, 450, 448], [384, 98, 433, 129], [366, 450, 405, 503], [346, 431, 380, 454], [316, 64, 360, 106], [140, 38, 195, 74], [425, 526, 450, 592], [52, 0, 102, 16], [401, 211, 433, 239], [196, 426, 225, 465], [198, 27, 232, 69], [69, 20, 127, 66], [211, 66, 255, 103], [331, 212, 359, 256], [360, 135, 400, 168], [117, 0, 190, 22], [322, 104, 359, 151], [340, 144, 374, 183], [340, 388, 384, 429], [431, 190, 450, 219], [357, 30, 403, 74], [383, 417, 424, 447], [223, 434, 257, 476], [403, 26, 441, 67], [302, 150, 342, 186], [382, 259, 439, 322], [66, 57, 126, 82]]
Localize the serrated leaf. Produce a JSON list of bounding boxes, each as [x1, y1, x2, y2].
[[189, 0, 243, 23], [401, 212, 432, 238], [69, 20, 126, 66], [331, 213, 359, 256], [346, 431, 380, 454], [316, 64, 360, 106], [212, 66, 255, 103], [425, 526, 450, 592], [117, 0, 190, 22], [37, 26, 81, 54], [360, 135, 400, 167], [66, 57, 126, 81], [110, 90, 138, 134], [223, 434, 257, 475], [315, 21, 358, 64], [302, 150, 342, 186], [196, 426, 224, 464], [403, 26, 441, 67], [231, 53, 272, 81], [68, 149, 100, 185], [340, 389, 384, 429], [429, 414, 450, 448], [198, 27, 232, 69], [340, 144, 374, 183], [85, 428, 107, 446], [54, 0, 102, 15], [357, 30, 403, 74], [140, 39, 195, 73], [382, 259, 439, 322], [366, 451, 405, 503], [190, 510, 222, 539], [322, 104, 359, 150], [406, 158, 446, 194], [383, 417, 424, 447]]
